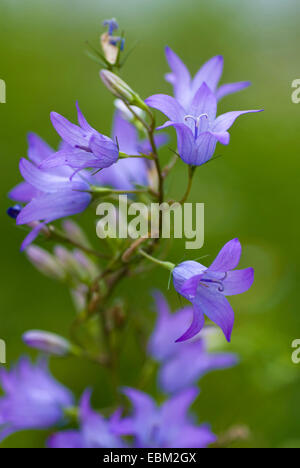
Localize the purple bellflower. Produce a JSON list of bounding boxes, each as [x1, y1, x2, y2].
[[146, 82, 262, 166], [8, 133, 92, 250], [39, 102, 119, 174], [94, 111, 167, 190], [148, 292, 238, 394], [116, 387, 216, 448], [0, 357, 73, 441], [172, 238, 254, 343], [164, 46, 251, 109], [48, 390, 125, 448]]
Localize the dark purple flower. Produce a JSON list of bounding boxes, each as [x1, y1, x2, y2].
[[94, 111, 167, 190], [146, 83, 262, 166], [172, 238, 254, 342], [148, 292, 238, 394], [164, 46, 251, 108], [116, 387, 216, 448], [39, 102, 119, 173], [0, 357, 73, 441], [48, 390, 125, 448]]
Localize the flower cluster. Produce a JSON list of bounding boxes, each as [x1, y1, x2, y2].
[[4, 17, 261, 448]]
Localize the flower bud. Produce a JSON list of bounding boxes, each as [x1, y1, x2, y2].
[[100, 70, 135, 102], [26, 245, 65, 281], [62, 220, 91, 249], [23, 330, 71, 356]]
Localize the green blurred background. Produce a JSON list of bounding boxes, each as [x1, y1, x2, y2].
[[1, 0, 299, 448]]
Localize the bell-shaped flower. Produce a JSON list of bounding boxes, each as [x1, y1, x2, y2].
[[172, 238, 254, 342], [164, 46, 251, 109], [148, 292, 237, 394], [116, 387, 216, 448], [39, 102, 119, 173], [48, 390, 125, 448], [0, 357, 73, 441], [146, 83, 262, 166]]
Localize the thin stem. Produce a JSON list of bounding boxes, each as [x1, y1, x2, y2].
[[139, 249, 174, 271], [48, 226, 109, 260], [119, 152, 154, 161], [179, 166, 196, 204]]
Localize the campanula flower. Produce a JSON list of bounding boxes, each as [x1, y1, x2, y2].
[[39, 102, 119, 173], [148, 292, 237, 394], [164, 46, 251, 109], [94, 111, 167, 190], [146, 83, 262, 166], [0, 357, 73, 441], [8, 133, 93, 250], [14, 157, 91, 250], [172, 238, 254, 342], [48, 390, 125, 448], [116, 387, 216, 448]]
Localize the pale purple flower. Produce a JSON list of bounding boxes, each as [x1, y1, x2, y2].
[[172, 238, 254, 343], [148, 292, 238, 394], [146, 83, 262, 166], [8, 133, 92, 250], [0, 357, 73, 441], [48, 390, 125, 448], [39, 102, 119, 173], [164, 46, 251, 109], [116, 387, 216, 448], [94, 111, 167, 190]]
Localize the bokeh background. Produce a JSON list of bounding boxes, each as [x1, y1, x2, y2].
[[1, 0, 299, 448]]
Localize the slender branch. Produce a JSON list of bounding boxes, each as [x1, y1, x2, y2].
[[179, 166, 196, 204], [48, 225, 109, 260]]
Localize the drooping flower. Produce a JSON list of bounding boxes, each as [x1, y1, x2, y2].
[[146, 83, 263, 166], [0, 357, 73, 441], [116, 387, 216, 448], [39, 102, 119, 173], [148, 292, 237, 394], [172, 238, 254, 342], [8, 134, 93, 250], [48, 390, 125, 448], [14, 157, 91, 250], [164, 46, 251, 109], [94, 111, 167, 190]]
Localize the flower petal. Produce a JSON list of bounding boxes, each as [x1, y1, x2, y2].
[[164, 46, 191, 106], [195, 285, 234, 342], [16, 190, 91, 225], [222, 267, 254, 296], [112, 111, 139, 155], [208, 238, 242, 272], [171, 123, 196, 165], [76, 102, 94, 132], [27, 133, 54, 164], [8, 181, 40, 203], [20, 222, 47, 251], [50, 111, 88, 147], [193, 132, 218, 165], [192, 55, 224, 94], [216, 81, 251, 101], [48, 430, 85, 448], [173, 260, 206, 297], [89, 134, 119, 168], [213, 109, 263, 133], [145, 94, 185, 123], [175, 305, 205, 342], [189, 83, 217, 121]]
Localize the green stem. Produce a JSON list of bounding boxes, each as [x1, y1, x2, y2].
[[139, 249, 174, 271]]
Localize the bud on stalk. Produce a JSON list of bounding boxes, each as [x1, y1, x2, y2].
[[100, 70, 148, 112], [23, 330, 72, 356]]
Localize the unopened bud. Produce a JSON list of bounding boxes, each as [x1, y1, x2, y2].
[[23, 330, 71, 356], [62, 220, 91, 249], [100, 70, 135, 102], [26, 245, 65, 280]]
